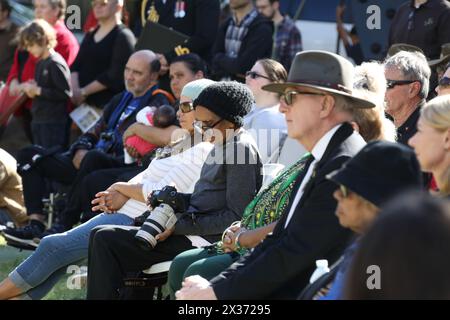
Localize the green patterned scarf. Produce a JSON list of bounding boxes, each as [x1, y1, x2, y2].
[[241, 153, 311, 230], [216, 153, 311, 254]]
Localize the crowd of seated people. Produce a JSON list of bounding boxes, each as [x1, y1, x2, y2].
[[0, 0, 449, 301]]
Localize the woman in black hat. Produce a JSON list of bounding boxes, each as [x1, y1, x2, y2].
[[84, 81, 264, 299], [342, 192, 450, 300], [302, 141, 423, 300]]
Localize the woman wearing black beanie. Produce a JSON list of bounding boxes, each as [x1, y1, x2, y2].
[[85, 81, 264, 299]]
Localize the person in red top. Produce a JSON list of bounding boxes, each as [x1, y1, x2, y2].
[[6, 0, 79, 140]]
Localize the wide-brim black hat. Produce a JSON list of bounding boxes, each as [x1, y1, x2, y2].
[[326, 141, 423, 207], [262, 50, 375, 109]]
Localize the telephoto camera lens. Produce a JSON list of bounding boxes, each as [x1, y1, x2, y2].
[[135, 204, 177, 250]]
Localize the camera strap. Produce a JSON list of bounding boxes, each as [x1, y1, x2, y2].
[[105, 92, 133, 133]]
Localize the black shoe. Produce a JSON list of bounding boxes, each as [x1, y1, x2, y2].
[[2, 220, 45, 248], [3, 237, 37, 251]]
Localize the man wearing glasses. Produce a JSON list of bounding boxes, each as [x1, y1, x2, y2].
[[384, 50, 431, 145], [176, 50, 376, 300]]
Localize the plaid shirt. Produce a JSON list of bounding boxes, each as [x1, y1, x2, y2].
[[225, 9, 259, 58], [273, 16, 302, 71]]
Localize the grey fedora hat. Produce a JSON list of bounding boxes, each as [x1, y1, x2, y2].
[[387, 43, 424, 58], [262, 50, 375, 109]]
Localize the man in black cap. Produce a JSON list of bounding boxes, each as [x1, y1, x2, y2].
[[176, 50, 375, 300], [86, 81, 263, 299]]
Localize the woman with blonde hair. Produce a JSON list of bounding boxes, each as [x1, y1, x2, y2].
[[409, 95, 450, 196]]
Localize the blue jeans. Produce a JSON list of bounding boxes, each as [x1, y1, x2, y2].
[[9, 213, 134, 299]]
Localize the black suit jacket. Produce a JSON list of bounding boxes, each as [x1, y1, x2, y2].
[[210, 123, 366, 299]]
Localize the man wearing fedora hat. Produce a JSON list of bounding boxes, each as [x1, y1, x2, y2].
[[176, 50, 375, 300]]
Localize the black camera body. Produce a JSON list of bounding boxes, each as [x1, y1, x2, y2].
[[134, 186, 189, 250], [147, 186, 187, 213]]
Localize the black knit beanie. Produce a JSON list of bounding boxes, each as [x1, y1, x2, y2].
[[193, 81, 254, 127]]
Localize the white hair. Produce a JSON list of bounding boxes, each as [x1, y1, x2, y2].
[[354, 62, 386, 107], [384, 51, 431, 99]]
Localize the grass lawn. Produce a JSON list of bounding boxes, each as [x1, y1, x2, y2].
[[0, 235, 86, 300]]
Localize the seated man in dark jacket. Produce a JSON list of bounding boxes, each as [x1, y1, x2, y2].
[[86, 81, 262, 300], [2, 51, 176, 245], [211, 0, 273, 82], [175, 51, 375, 300]]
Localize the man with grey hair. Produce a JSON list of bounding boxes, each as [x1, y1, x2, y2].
[[384, 50, 431, 145]]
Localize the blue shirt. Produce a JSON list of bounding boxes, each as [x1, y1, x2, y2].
[[320, 240, 359, 300]]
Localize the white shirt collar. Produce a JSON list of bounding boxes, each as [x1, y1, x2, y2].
[[283, 123, 343, 229], [310, 124, 342, 162]]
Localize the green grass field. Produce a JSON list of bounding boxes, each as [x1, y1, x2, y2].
[[0, 235, 86, 300]]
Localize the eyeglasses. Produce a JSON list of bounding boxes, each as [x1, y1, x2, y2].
[[179, 101, 194, 113], [439, 76, 450, 87], [386, 79, 419, 90], [281, 90, 324, 106], [245, 71, 271, 81], [193, 119, 223, 132]]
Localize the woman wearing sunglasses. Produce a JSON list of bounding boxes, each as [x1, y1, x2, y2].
[[244, 59, 288, 163], [0, 79, 214, 300], [299, 141, 423, 300]]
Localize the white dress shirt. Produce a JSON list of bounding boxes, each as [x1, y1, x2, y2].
[[284, 124, 342, 228]]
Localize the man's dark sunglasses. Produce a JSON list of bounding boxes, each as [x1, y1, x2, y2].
[[386, 79, 419, 90], [245, 71, 271, 81]]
